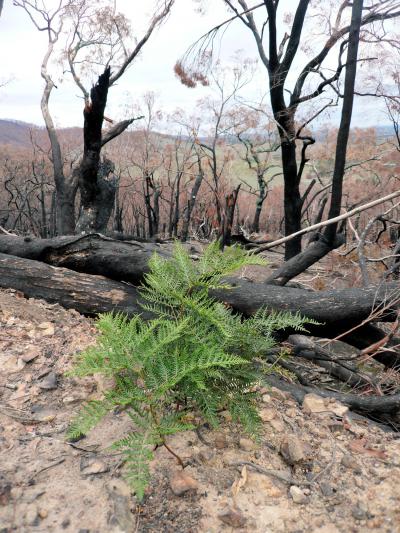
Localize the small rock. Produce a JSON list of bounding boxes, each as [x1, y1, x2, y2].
[[238, 437, 255, 452], [325, 398, 348, 417], [214, 432, 227, 449], [280, 436, 308, 465], [22, 347, 41, 363], [38, 508, 48, 519], [351, 503, 368, 520], [37, 322, 55, 336], [24, 504, 39, 526], [302, 393, 326, 414], [61, 518, 71, 528], [286, 408, 298, 418], [268, 418, 285, 432], [80, 457, 109, 476], [270, 387, 290, 401], [38, 372, 58, 390], [218, 507, 246, 528], [262, 394, 271, 403], [341, 454, 361, 473], [198, 450, 214, 463], [289, 485, 309, 504], [319, 483, 334, 498], [259, 408, 276, 422], [169, 470, 198, 496]]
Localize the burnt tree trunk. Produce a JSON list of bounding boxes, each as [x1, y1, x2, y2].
[[220, 184, 241, 248], [75, 67, 114, 233], [181, 160, 204, 242]]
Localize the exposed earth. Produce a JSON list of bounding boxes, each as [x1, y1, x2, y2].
[[1, 287, 400, 532]]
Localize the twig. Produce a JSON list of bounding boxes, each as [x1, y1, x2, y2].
[[228, 461, 312, 486], [27, 457, 66, 483]]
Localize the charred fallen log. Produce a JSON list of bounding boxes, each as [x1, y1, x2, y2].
[[0, 233, 169, 285], [0, 252, 399, 354], [0, 252, 150, 319]]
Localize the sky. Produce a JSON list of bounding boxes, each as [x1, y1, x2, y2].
[[0, 0, 393, 130]]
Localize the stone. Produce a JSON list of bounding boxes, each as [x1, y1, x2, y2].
[[262, 394, 272, 403], [80, 457, 109, 476], [270, 387, 290, 401], [351, 503, 369, 520], [24, 504, 39, 526], [280, 436, 308, 465], [269, 418, 285, 432], [238, 437, 255, 452], [214, 432, 227, 449], [61, 518, 71, 528], [302, 393, 326, 414], [38, 372, 58, 390], [21, 347, 41, 363], [259, 408, 276, 422], [340, 454, 361, 473], [218, 507, 246, 528], [324, 398, 349, 417], [37, 322, 55, 336], [289, 485, 309, 504], [38, 508, 48, 519], [169, 470, 198, 496]]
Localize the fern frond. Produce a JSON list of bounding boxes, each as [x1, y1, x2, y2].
[[112, 431, 157, 501], [67, 400, 111, 441]]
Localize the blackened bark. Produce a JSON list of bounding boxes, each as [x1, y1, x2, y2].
[[220, 184, 241, 248], [75, 67, 112, 233], [266, 232, 345, 286], [324, 0, 363, 243], [181, 163, 204, 242], [0, 233, 169, 285]]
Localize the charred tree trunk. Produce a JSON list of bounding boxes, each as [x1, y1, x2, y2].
[[220, 184, 241, 248], [75, 67, 113, 233], [324, 0, 363, 244], [252, 174, 267, 234], [181, 162, 204, 242]]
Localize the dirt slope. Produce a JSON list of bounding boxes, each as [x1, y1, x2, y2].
[[1, 288, 400, 533]]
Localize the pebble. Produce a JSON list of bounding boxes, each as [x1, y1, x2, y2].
[[80, 457, 109, 476], [268, 418, 285, 432], [341, 454, 361, 473], [302, 393, 326, 414], [218, 507, 246, 528], [289, 485, 309, 504], [259, 408, 276, 422], [280, 436, 308, 465], [38, 372, 58, 390], [169, 470, 198, 496], [21, 348, 41, 363], [38, 508, 48, 519], [214, 433, 227, 449], [238, 437, 255, 452], [24, 504, 39, 526]]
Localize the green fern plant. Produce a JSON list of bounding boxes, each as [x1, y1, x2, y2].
[[67, 241, 313, 500]]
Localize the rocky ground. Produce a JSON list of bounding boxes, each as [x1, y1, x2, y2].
[[1, 287, 400, 533]]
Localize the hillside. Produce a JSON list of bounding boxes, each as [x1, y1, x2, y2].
[[0, 119, 40, 147]]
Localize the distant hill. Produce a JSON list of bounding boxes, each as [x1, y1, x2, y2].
[[0, 118, 395, 150], [0, 119, 41, 147]]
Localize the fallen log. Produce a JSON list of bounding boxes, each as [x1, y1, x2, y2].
[[0, 251, 399, 346], [0, 233, 169, 285], [0, 252, 150, 319]]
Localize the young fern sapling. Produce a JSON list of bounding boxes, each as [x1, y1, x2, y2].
[[67, 242, 313, 500]]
